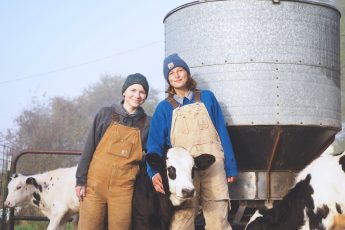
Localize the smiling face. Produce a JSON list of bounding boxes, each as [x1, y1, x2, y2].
[[168, 67, 189, 91], [122, 84, 147, 113]]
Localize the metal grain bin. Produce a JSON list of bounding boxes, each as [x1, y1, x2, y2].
[[164, 0, 341, 215], [164, 0, 341, 171]]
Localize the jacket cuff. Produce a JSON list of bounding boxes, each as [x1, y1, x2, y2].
[[76, 177, 87, 186]]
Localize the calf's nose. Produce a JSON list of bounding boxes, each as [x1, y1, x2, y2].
[[182, 188, 195, 198], [4, 200, 12, 208]]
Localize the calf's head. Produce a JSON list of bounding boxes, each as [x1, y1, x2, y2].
[[147, 147, 215, 206], [245, 174, 314, 230], [4, 174, 42, 208]]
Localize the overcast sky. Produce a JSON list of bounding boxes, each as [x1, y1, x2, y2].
[[0, 0, 342, 136], [0, 1, 192, 134]]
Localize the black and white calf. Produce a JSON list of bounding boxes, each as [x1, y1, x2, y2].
[[5, 166, 79, 230], [132, 147, 215, 230], [245, 152, 345, 230]]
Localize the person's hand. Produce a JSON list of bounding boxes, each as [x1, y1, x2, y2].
[[227, 176, 236, 183], [75, 186, 87, 201], [152, 173, 165, 194]]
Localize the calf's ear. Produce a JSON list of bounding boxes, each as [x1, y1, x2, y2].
[[146, 153, 164, 170], [194, 154, 216, 170], [9, 174, 18, 181], [26, 177, 38, 187]]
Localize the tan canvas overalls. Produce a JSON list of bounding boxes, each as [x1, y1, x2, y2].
[[168, 91, 232, 230], [78, 113, 145, 230]]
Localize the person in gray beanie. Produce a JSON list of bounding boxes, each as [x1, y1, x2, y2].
[[122, 73, 149, 95], [76, 73, 151, 229]]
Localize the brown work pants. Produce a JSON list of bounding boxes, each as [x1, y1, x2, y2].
[[78, 159, 138, 230]]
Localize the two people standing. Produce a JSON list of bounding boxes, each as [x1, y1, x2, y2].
[[75, 53, 238, 230]]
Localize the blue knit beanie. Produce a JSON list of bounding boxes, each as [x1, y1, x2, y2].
[[163, 53, 190, 82], [122, 73, 149, 95]]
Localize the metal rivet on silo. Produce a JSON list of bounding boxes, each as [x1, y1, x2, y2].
[[225, 60, 227, 63], [250, 59, 253, 61], [277, 86, 279, 88], [277, 121, 280, 124], [276, 68, 278, 70], [201, 62, 204, 65], [276, 77, 279, 80], [277, 104, 279, 106], [251, 121, 254, 125], [300, 122, 303, 125], [320, 123, 323, 126], [277, 95, 279, 97], [276, 59, 279, 62], [277, 112, 279, 115]]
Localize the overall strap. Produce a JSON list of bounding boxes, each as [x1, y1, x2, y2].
[[167, 93, 179, 109], [112, 112, 120, 122], [136, 115, 147, 130], [194, 89, 201, 102]]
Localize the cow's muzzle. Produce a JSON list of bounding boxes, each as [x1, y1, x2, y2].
[[182, 188, 195, 198]]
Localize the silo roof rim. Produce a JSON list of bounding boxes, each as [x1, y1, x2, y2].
[[163, 0, 340, 23]]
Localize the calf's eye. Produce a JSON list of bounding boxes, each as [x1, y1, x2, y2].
[[167, 166, 176, 180], [16, 186, 22, 190]]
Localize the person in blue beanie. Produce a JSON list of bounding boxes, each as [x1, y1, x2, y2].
[[147, 53, 238, 230]]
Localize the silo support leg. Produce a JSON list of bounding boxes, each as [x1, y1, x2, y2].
[[233, 201, 246, 224]]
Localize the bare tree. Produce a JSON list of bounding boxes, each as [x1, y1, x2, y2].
[[3, 74, 160, 172]]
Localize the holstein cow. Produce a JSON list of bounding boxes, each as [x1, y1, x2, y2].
[[132, 147, 215, 230], [245, 152, 345, 230], [5, 166, 79, 230]]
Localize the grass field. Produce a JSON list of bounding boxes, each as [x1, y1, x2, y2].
[[13, 221, 74, 230]]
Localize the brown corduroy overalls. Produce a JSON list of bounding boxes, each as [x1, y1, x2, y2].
[[78, 113, 145, 230], [168, 91, 232, 230]]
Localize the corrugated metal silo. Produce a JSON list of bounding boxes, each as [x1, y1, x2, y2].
[[164, 0, 341, 222]]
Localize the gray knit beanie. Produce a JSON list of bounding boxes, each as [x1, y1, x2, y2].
[[122, 73, 149, 95]]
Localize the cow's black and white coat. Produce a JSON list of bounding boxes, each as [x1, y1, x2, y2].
[[5, 166, 79, 230], [132, 147, 215, 230], [245, 152, 345, 230]]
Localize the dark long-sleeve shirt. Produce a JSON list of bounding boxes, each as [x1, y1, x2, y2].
[[76, 102, 150, 186]]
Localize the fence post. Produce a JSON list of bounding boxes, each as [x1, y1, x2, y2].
[[0, 144, 13, 230]]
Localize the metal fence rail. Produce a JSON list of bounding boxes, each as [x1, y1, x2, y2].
[[0, 144, 13, 230]]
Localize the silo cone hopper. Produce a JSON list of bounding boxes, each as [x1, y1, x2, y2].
[[164, 0, 341, 224]]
